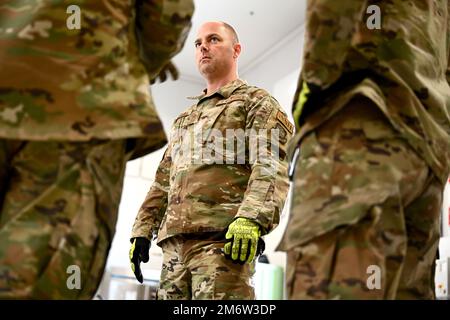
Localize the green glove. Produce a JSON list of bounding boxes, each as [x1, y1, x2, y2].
[[129, 237, 151, 283], [223, 217, 261, 264]]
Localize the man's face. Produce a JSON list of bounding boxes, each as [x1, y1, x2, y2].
[[194, 22, 239, 78]]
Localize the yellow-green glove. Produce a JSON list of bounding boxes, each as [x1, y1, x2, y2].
[[223, 217, 261, 264]]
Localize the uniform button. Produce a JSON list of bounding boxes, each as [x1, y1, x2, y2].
[[173, 196, 181, 204]]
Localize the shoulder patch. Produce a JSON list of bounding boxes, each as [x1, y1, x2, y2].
[[276, 111, 294, 134]]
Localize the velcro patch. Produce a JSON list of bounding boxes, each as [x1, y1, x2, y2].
[[276, 111, 294, 134]]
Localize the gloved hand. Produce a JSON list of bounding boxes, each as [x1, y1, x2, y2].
[[223, 217, 262, 264], [129, 237, 151, 283], [150, 61, 179, 84]]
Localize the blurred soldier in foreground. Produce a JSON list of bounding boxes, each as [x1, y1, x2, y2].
[[129, 21, 292, 299], [0, 0, 194, 299], [278, 0, 450, 299]]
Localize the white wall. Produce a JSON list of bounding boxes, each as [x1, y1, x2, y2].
[[442, 179, 450, 238]]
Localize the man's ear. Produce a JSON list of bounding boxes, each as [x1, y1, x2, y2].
[[233, 43, 241, 59]]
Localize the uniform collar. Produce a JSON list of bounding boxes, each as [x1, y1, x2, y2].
[[188, 79, 248, 101]]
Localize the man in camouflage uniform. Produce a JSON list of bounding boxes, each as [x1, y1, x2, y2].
[[278, 0, 450, 299], [130, 21, 293, 300], [0, 0, 194, 299]]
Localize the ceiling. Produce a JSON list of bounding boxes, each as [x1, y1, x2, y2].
[[173, 0, 306, 83]]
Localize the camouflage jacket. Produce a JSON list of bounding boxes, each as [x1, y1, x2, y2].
[[0, 0, 193, 146], [291, 0, 450, 184], [131, 79, 293, 244]]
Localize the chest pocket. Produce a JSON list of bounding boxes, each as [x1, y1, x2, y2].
[[173, 110, 201, 128], [203, 95, 248, 144], [170, 110, 201, 142], [168, 109, 201, 176]]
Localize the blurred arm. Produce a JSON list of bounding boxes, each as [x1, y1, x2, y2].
[[131, 145, 172, 240], [134, 0, 194, 79], [234, 95, 293, 234]]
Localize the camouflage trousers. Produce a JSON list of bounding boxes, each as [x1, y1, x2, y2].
[[0, 138, 136, 299], [158, 233, 256, 300], [279, 96, 443, 299]]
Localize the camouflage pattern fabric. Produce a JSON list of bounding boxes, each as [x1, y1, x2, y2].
[[158, 233, 255, 300], [0, 0, 194, 299], [280, 97, 442, 299], [290, 0, 450, 185], [0, 139, 133, 299], [0, 0, 194, 143], [279, 0, 450, 299], [131, 79, 293, 245]]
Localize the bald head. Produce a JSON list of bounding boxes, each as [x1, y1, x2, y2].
[[196, 21, 240, 45], [220, 22, 239, 44]]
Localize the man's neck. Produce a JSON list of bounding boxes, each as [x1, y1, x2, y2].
[[205, 74, 238, 95]]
